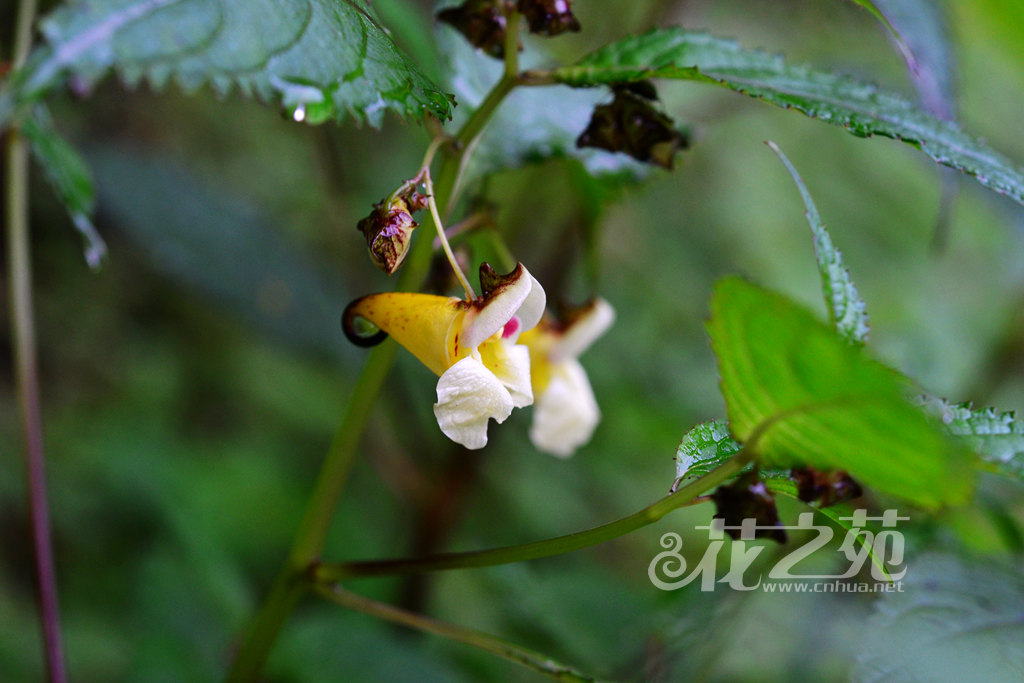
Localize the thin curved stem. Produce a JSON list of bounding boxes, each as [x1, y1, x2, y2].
[[314, 450, 752, 582], [445, 11, 522, 210], [502, 11, 521, 79], [423, 166, 475, 299], [7, 119, 69, 683], [316, 585, 596, 682], [6, 1, 68, 681]]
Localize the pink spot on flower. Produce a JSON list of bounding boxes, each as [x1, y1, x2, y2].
[[502, 317, 520, 339]]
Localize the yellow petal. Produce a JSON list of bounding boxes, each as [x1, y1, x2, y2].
[[345, 293, 466, 376], [479, 340, 533, 408], [519, 326, 555, 395]]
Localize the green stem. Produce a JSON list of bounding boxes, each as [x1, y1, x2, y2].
[[315, 585, 597, 682], [444, 11, 521, 210], [6, 1, 68, 682], [314, 450, 752, 582], [226, 27, 525, 680]]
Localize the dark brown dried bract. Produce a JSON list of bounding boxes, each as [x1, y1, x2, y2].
[[478, 261, 525, 299], [357, 196, 418, 275], [438, 0, 514, 60], [712, 471, 787, 544], [550, 299, 602, 332], [791, 466, 864, 507], [576, 86, 689, 169], [518, 0, 581, 36]]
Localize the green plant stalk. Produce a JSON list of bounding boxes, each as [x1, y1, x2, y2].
[[227, 25, 525, 679], [7, 120, 69, 683], [6, 0, 68, 681], [314, 450, 752, 582], [315, 584, 597, 682], [445, 11, 521, 209]]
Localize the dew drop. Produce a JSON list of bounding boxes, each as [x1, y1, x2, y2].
[[293, 104, 307, 122]]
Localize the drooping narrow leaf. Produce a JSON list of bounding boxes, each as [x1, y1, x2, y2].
[[21, 105, 107, 269], [707, 276, 975, 508], [89, 146, 350, 359], [766, 141, 869, 345], [870, 0, 960, 248], [551, 28, 1024, 205], [872, 0, 956, 120], [0, 0, 453, 129], [846, 0, 917, 73], [916, 396, 1024, 479]]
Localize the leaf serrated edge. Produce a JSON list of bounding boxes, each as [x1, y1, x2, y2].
[[765, 141, 870, 345], [0, 0, 453, 130], [916, 396, 1024, 475], [552, 28, 1024, 206]]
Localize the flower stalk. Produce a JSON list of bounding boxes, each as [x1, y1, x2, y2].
[[423, 164, 476, 299]]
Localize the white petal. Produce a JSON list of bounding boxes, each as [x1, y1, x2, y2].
[[551, 298, 615, 363], [482, 342, 533, 408], [434, 355, 514, 449], [529, 359, 600, 458], [511, 272, 546, 339], [462, 264, 546, 349]]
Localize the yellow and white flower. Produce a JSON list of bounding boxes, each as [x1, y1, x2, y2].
[[519, 299, 615, 457], [343, 263, 545, 449]]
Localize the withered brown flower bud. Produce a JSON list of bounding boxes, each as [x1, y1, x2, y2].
[[438, 0, 517, 60], [518, 0, 581, 36], [711, 470, 787, 544], [791, 466, 864, 507], [576, 84, 689, 169], [357, 195, 418, 275]]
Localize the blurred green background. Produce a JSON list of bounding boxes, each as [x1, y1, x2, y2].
[[3, 0, 1024, 680]]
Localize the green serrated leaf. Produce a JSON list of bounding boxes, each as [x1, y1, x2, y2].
[[853, 554, 1024, 683], [0, 0, 452, 129], [672, 418, 786, 490], [707, 276, 975, 508], [916, 396, 1024, 478], [552, 28, 1024, 205], [766, 141, 869, 345], [674, 419, 743, 485], [21, 105, 107, 269]]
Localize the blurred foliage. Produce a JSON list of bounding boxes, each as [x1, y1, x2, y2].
[[3, 0, 1024, 681]]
